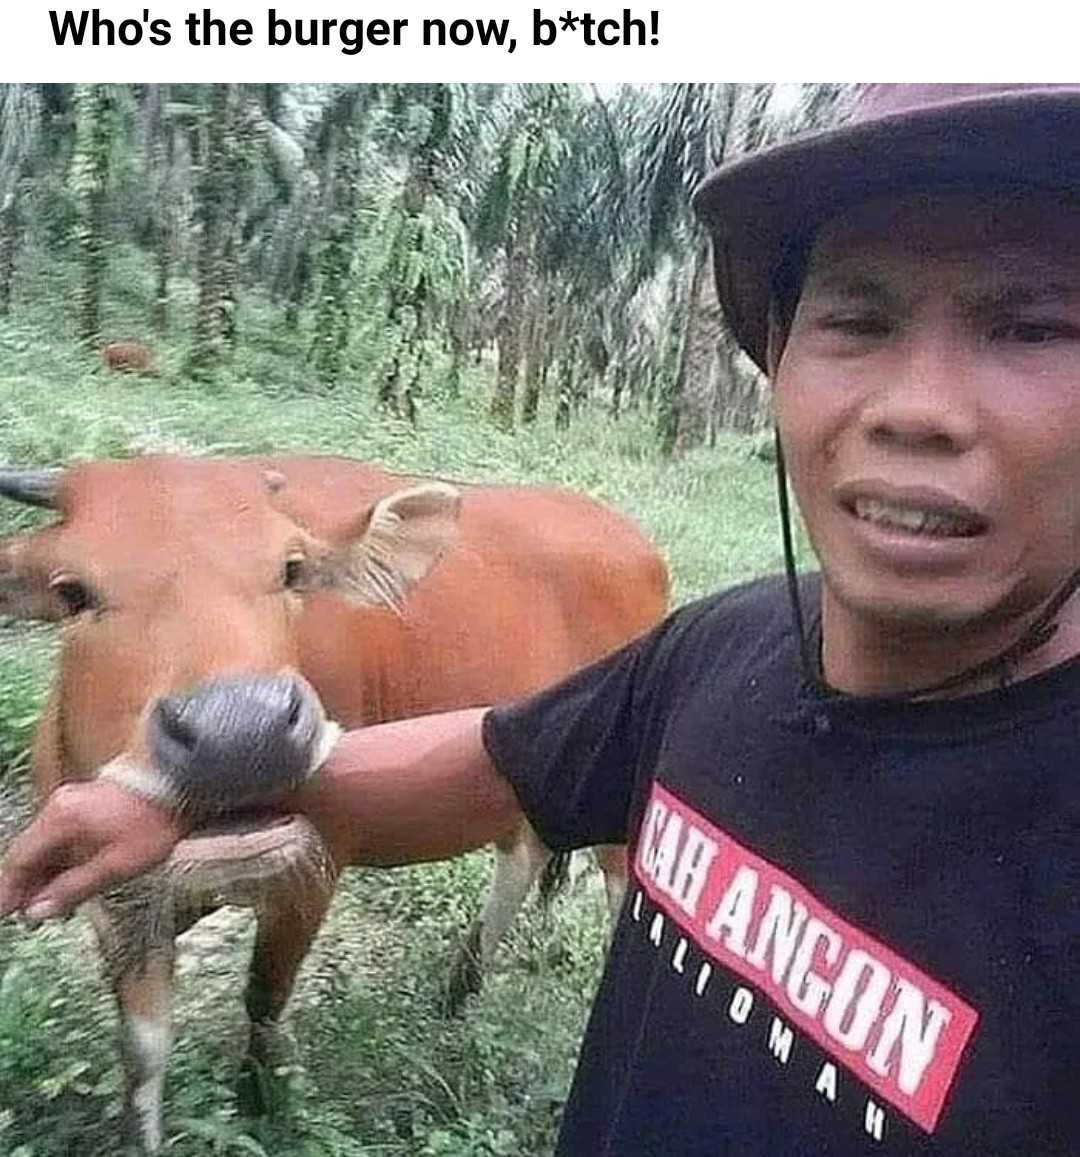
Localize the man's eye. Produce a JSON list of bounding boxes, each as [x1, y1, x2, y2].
[[994, 321, 1074, 345], [820, 314, 891, 339]]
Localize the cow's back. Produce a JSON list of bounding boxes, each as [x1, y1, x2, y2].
[[263, 456, 668, 725]]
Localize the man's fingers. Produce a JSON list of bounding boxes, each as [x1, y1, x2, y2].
[[19, 840, 166, 922], [0, 810, 75, 917], [0, 780, 188, 921]]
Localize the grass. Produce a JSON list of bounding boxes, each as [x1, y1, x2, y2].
[[0, 248, 808, 1155]]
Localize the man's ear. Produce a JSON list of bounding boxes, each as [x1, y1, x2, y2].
[[309, 483, 462, 611], [0, 535, 59, 621]]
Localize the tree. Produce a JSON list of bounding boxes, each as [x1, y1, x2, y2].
[[370, 84, 473, 421], [472, 86, 575, 432], [137, 85, 196, 334], [0, 86, 43, 317], [189, 85, 238, 369], [70, 84, 114, 345], [632, 83, 744, 455], [634, 83, 846, 455], [308, 86, 369, 389], [529, 85, 635, 431]]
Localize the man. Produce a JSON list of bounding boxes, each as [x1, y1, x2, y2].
[[2, 84, 1078, 1154]]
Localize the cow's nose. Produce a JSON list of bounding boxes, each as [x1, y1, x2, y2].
[[149, 675, 324, 813]]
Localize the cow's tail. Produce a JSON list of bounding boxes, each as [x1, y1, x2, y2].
[[537, 851, 572, 908]]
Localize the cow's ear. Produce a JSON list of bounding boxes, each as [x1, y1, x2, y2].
[[0, 536, 59, 621], [314, 483, 462, 610]]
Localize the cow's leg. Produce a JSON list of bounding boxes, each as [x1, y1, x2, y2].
[[592, 843, 629, 927], [442, 822, 552, 1016], [117, 953, 175, 1154], [238, 885, 333, 1116], [88, 896, 176, 1155]]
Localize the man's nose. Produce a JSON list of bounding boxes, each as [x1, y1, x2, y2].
[[858, 336, 980, 454]]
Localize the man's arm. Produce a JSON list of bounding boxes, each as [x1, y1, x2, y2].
[[289, 708, 519, 865], [0, 707, 517, 922]]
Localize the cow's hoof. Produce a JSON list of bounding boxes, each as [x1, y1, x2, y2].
[[236, 1059, 266, 1117], [237, 1024, 291, 1117], [440, 926, 484, 1017], [122, 1106, 162, 1155]]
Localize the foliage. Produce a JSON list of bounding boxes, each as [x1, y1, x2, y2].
[[0, 82, 850, 434], [0, 85, 821, 1155]]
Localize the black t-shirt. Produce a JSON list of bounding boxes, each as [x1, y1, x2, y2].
[[482, 575, 1080, 1156]]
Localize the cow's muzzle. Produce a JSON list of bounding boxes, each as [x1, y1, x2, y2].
[[146, 674, 338, 816]]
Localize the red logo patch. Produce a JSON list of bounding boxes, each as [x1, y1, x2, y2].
[[635, 782, 979, 1133]]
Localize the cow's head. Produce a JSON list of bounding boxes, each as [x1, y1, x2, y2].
[[0, 457, 460, 879]]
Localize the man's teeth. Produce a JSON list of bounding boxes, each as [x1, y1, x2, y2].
[[852, 497, 978, 537]]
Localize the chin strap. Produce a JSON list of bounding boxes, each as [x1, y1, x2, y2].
[[774, 432, 827, 694], [773, 430, 1080, 701]]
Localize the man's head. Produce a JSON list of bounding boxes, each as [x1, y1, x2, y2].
[[695, 84, 1080, 683], [777, 186, 1080, 634]]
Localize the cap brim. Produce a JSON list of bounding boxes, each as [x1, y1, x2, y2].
[[692, 88, 1080, 371]]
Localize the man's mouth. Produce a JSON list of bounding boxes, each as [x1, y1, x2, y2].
[[850, 496, 986, 539]]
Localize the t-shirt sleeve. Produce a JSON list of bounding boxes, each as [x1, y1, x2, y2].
[[482, 637, 651, 852], [482, 602, 702, 852], [482, 577, 795, 853]]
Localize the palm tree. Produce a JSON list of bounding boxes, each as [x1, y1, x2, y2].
[[137, 85, 196, 334], [0, 85, 43, 316], [368, 84, 474, 421], [633, 83, 746, 454], [70, 83, 115, 345], [189, 85, 238, 368], [539, 85, 646, 430], [258, 85, 327, 332], [188, 85, 286, 367], [308, 86, 375, 388], [633, 83, 846, 454], [471, 86, 577, 432]]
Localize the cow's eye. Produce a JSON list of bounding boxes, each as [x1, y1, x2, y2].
[[282, 554, 306, 590], [49, 574, 95, 617]]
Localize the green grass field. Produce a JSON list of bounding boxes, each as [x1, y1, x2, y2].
[[0, 265, 804, 1156]]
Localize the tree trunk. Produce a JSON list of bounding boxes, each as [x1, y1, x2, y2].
[[153, 221, 172, 334], [610, 363, 627, 419], [490, 229, 529, 432], [220, 231, 239, 348], [191, 85, 237, 370], [713, 330, 769, 436], [667, 240, 722, 457], [520, 278, 547, 425], [72, 84, 111, 347], [445, 300, 466, 399], [381, 183, 431, 417], [404, 344, 425, 428], [555, 338, 578, 432], [144, 84, 172, 335], [312, 113, 361, 390], [284, 249, 310, 332], [0, 196, 19, 317]]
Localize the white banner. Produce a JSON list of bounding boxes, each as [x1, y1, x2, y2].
[[5, 0, 1074, 82]]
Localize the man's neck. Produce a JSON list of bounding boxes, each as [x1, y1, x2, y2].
[[819, 587, 1080, 699]]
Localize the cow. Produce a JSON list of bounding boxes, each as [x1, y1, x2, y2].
[[101, 341, 159, 375], [0, 455, 668, 1153]]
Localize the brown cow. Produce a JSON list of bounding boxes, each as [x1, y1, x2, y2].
[[0, 455, 668, 1153], [101, 341, 159, 375]]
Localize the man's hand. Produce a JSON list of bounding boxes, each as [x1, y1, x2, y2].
[[0, 781, 186, 922]]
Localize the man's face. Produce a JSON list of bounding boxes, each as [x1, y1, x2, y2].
[[774, 188, 1080, 635]]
